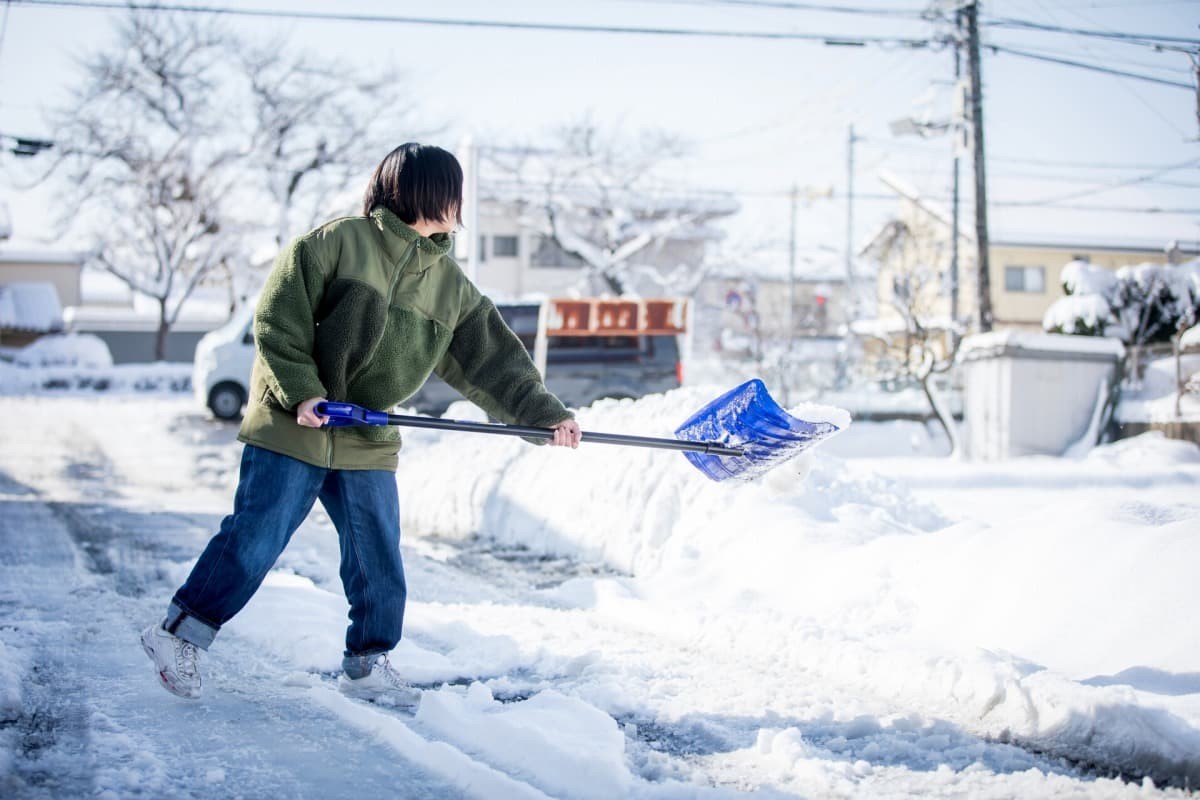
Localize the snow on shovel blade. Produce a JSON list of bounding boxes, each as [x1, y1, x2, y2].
[[674, 378, 842, 482]]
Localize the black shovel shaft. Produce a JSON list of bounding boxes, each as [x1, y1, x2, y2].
[[382, 413, 745, 457]]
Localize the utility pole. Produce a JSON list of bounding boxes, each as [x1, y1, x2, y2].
[[782, 184, 800, 406], [788, 183, 798, 346], [950, 9, 963, 326], [458, 136, 481, 284], [964, 0, 993, 332], [1191, 50, 1199, 137], [845, 124, 857, 316]]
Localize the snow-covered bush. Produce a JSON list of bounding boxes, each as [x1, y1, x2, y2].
[[1044, 259, 1200, 346], [13, 333, 114, 369]]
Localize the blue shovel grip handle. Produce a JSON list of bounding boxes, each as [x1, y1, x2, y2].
[[314, 401, 390, 427]]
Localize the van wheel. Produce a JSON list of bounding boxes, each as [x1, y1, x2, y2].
[[208, 381, 246, 421]]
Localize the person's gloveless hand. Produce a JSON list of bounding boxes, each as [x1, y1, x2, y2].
[[550, 418, 582, 448], [296, 397, 328, 428]]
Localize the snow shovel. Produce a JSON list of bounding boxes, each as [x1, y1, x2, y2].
[[315, 378, 840, 482]]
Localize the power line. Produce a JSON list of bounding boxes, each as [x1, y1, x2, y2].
[[859, 136, 1200, 170], [988, 44, 1196, 90], [990, 41, 1193, 79], [9, 0, 941, 46], [853, 192, 1200, 214], [1003, 158, 1200, 206], [693, 0, 927, 18], [983, 14, 1200, 49]]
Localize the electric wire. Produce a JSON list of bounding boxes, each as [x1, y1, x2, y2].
[[7, 0, 941, 46], [988, 44, 1196, 89], [982, 14, 1200, 48], [688, 0, 927, 18]]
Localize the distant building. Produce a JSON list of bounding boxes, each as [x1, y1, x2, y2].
[[695, 268, 847, 356], [860, 172, 1199, 334], [0, 241, 80, 347], [0, 240, 227, 361], [462, 190, 739, 300]]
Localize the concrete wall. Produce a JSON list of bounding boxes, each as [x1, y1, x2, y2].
[[76, 329, 208, 364]]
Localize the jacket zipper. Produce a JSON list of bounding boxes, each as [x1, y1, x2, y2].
[[338, 237, 422, 416]]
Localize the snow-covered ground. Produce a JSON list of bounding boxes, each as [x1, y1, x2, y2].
[[1, 387, 1198, 799]]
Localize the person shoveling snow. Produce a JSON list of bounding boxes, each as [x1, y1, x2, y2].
[[142, 142, 843, 705]]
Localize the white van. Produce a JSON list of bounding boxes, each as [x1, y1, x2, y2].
[[192, 303, 256, 420]]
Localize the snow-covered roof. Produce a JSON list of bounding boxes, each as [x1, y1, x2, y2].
[[868, 172, 1197, 257], [991, 234, 1200, 255], [959, 330, 1125, 362], [0, 281, 64, 332], [63, 302, 231, 333], [0, 240, 84, 266]]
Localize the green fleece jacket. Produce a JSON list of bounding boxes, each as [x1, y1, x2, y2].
[[238, 207, 571, 470]]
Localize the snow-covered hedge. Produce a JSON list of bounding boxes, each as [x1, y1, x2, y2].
[[0, 333, 191, 394], [1044, 259, 1200, 346], [12, 333, 113, 369]]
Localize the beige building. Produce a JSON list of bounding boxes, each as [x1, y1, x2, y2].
[[987, 238, 1195, 330], [861, 177, 1198, 334], [0, 244, 83, 307], [462, 194, 739, 300]]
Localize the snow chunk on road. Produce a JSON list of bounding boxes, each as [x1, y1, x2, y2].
[[416, 684, 631, 800]]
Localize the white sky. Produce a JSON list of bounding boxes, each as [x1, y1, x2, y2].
[[0, 0, 1197, 277]]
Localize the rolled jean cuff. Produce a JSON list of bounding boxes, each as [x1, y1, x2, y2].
[[165, 600, 219, 651], [342, 650, 387, 679]]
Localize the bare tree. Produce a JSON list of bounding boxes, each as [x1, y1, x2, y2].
[[43, 9, 432, 359], [239, 43, 428, 249], [49, 10, 245, 360], [859, 219, 963, 453], [490, 121, 736, 296]]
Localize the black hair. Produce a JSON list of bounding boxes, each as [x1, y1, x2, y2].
[[362, 143, 464, 225]]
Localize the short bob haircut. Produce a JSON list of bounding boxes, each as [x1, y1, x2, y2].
[[362, 143, 464, 226]]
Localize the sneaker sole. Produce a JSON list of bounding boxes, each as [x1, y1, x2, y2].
[[141, 629, 201, 700], [337, 677, 421, 708]]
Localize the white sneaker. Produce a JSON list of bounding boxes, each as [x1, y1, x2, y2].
[[141, 623, 201, 699], [338, 654, 421, 707]]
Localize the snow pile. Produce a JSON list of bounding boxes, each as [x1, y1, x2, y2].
[[393, 386, 1200, 787], [1116, 352, 1200, 423], [417, 684, 631, 800], [1183, 323, 1200, 351]]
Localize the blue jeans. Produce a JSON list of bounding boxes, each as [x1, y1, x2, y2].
[[165, 444, 406, 661]]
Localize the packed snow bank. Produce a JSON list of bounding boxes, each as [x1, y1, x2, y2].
[[394, 386, 1200, 787]]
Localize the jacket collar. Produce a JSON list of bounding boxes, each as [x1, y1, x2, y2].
[[369, 206, 453, 273]]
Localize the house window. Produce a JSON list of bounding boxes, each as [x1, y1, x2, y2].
[[1071, 254, 1090, 263], [531, 235, 587, 269], [1004, 265, 1046, 293], [492, 235, 519, 258], [478, 235, 487, 262]]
